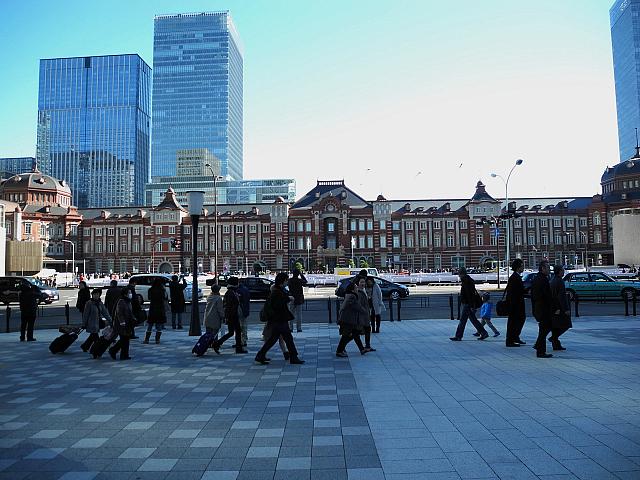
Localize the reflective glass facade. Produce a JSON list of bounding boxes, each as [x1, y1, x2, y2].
[[37, 55, 151, 208], [0, 157, 35, 179], [152, 11, 243, 180], [611, 0, 640, 161]]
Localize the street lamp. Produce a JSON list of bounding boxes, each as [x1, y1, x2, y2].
[[490, 158, 524, 273], [306, 237, 311, 271], [187, 191, 205, 337], [61, 240, 75, 286], [204, 163, 223, 284]]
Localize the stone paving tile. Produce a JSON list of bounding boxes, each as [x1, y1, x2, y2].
[[0, 318, 638, 479]]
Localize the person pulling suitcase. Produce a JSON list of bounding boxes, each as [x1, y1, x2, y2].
[[81, 289, 111, 353], [108, 288, 135, 361]]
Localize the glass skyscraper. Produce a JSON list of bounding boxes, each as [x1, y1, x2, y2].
[[152, 11, 243, 180], [0, 157, 35, 179], [36, 54, 151, 208], [611, 0, 640, 162]]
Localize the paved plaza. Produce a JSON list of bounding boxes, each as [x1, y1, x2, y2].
[[0, 316, 638, 480]]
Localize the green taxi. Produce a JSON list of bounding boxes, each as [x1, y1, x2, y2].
[[564, 272, 640, 300]]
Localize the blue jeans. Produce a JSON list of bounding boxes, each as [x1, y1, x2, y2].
[[455, 304, 487, 339]]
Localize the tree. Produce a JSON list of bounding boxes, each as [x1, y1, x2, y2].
[[294, 261, 304, 273], [348, 259, 355, 268], [360, 259, 369, 268]]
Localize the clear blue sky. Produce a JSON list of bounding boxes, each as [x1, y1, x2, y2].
[[0, 0, 619, 201]]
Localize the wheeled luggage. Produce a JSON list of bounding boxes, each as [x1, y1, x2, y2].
[[90, 326, 116, 358], [192, 332, 217, 357], [49, 331, 80, 354]]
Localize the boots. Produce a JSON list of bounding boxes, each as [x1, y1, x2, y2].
[[143, 332, 151, 344], [290, 356, 305, 365], [235, 345, 248, 354], [155, 331, 162, 344]]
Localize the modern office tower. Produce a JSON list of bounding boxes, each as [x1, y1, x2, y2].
[[152, 11, 243, 180], [176, 148, 220, 177], [611, 0, 640, 161], [0, 157, 36, 179], [36, 54, 151, 208]]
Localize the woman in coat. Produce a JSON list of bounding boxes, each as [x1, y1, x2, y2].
[[76, 281, 91, 313], [357, 277, 375, 352], [169, 275, 187, 329], [549, 264, 572, 351], [255, 272, 305, 365], [336, 281, 369, 357], [108, 288, 135, 360], [145, 278, 167, 344], [366, 276, 385, 333], [80, 288, 111, 352], [204, 284, 224, 354], [505, 258, 526, 347]]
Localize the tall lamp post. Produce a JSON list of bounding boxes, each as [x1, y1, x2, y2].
[[61, 240, 75, 285], [187, 191, 205, 337], [490, 158, 524, 273], [204, 163, 223, 284]]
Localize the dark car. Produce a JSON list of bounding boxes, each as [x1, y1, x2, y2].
[[0, 276, 60, 305], [334, 276, 410, 300], [238, 277, 276, 300]]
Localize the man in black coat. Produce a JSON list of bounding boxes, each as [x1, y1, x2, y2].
[[530, 260, 553, 358], [214, 277, 247, 354], [169, 275, 187, 329], [505, 258, 526, 347], [19, 283, 39, 341], [549, 265, 572, 351], [105, 280, 121, 318], [450, 267, 488, 341]]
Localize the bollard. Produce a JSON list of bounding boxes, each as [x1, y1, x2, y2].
[[574, 295, 579, 318], [327, 298, 332, 324], [389, 298, 394, 322], [5, 306, 11, 333], [65, 302, 70, 325], [624, 295, 629, 317], [449, 294, 454, 320], [397, 298, 401, 321]]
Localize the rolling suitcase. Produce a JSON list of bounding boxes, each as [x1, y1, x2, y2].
[[49, 331, 80, 354], [90, 326, 116, 358], [192, 332, 216, 357]]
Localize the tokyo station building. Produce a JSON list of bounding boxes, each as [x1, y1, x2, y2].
[[75, 179, 617, 275]]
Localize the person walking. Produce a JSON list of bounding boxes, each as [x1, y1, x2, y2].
[[335, 282, 368, 357], [287, 269, 308, 332], [255, 272, 305, 365], [128, 279, 144, 339], [169, 275, 187, 329], [19, 283, 38, 342], [81, 288, 111, 352], [108, 288, 135, 360], [204, 284, 224, 353], [531, 260, 553, 358], [75, 281, 91, 314], [366, 276, 385, 333], [450, 267, 488, 341], [505, 258, 526, 347], [474, 293, 500, 337], [549, 264, 572, 351], [144, 278, 167, 344], [237, 281, 251, 347], [105, 279, 121, 318], [356, 277, 375, 352], [213, 277, 247, 354]]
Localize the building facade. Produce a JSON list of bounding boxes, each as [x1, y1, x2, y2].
[[610, 0, 640, 162], [152, 11, 243, 180], [36, 54, 151, 208], [0, 157, 35, 179]]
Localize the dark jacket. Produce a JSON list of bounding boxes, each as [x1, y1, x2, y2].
[[76, 288, 91, 313], [531, 273, 552, 322], [19, 285, 38, 318], [237, 284, 251, 317], [113, 298, 135, 337], [105, 285, 121, 317], [224, 287, 240, 324], [459, 274, 479, 307], [169, 278, 187, 313], [505, 272, 526, 320], [288, 274, 308, 305], [82, 299, 111, 334], [128, 285, 145, 324], [550, 275, 572, 330], [266, 285, 294, 323], [148, 284, 168, 324], [338, 292, 368, 326]]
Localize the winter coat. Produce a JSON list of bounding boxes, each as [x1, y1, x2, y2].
[[113, 298, 135, 338], [288, 274, 308, 305], [82, 299, 112, 334], [459, 274, 480, 307], [356, 290, 371, 328], [19, 286, 38, 318], [204, 294, 225, 331], [369, 282, 385, 315], [224, 287, 241, 324], [148, 284, 168, 324], [169, 279, 187, 313], [505, 272, 526, 321], [265, 285, 294, 324], [550, 275, 573, 330], [338, 292, 368, 327], [105, 286, 121, 317], [76, 288, 91, 313], [128, 285, 145, 325], [480, 301, 492, 320], [531, 273, 553, 322], [237, 284, 251, 317]]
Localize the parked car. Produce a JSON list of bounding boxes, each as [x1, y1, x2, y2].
[[0, 276, 60, 305], [563, 271, 640, 300], [335, 276, 410, 300], [129, 274, 203, 305], [238, 277, 275, 300]]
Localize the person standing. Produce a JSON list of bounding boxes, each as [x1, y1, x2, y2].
[[237, 281, 251, 347], [81, 288, 111, 352], [287, 269, 308, 332], [127, 279, 144, 339], [214, 277, 247, 354], [169, 275, 187, 329], [356, 277, 375, 352], [145, 278, 167, 344], [19, 283, 38, 342], [505, 258, 526, 347], [108, 289, 135, 360], [549, 264, 572, 351], [204, 284, 224, 353], [335, 282, 368, 357], [531, 260, 553, 358], [366, 276, 385, 333], [255, 272, 305, 365], [105, 280, 121, 318], [450, 267, 488, 341], [75, 281, 91, 314]]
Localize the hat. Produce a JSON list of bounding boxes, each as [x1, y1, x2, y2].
[[210, 284, 221, 293]]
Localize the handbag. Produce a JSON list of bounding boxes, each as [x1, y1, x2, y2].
[[496, 289, 509, 317]]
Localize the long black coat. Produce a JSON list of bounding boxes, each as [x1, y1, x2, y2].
[[505, 272, 526, 321], [148, 284, 168, 324], [550, 276, 573, 330], [169, 279, 186, 313], [76, 288, 91, 313], [531, 273, 552, 322], [459, 275, 479, 307], [19, 286, 38, 318]]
